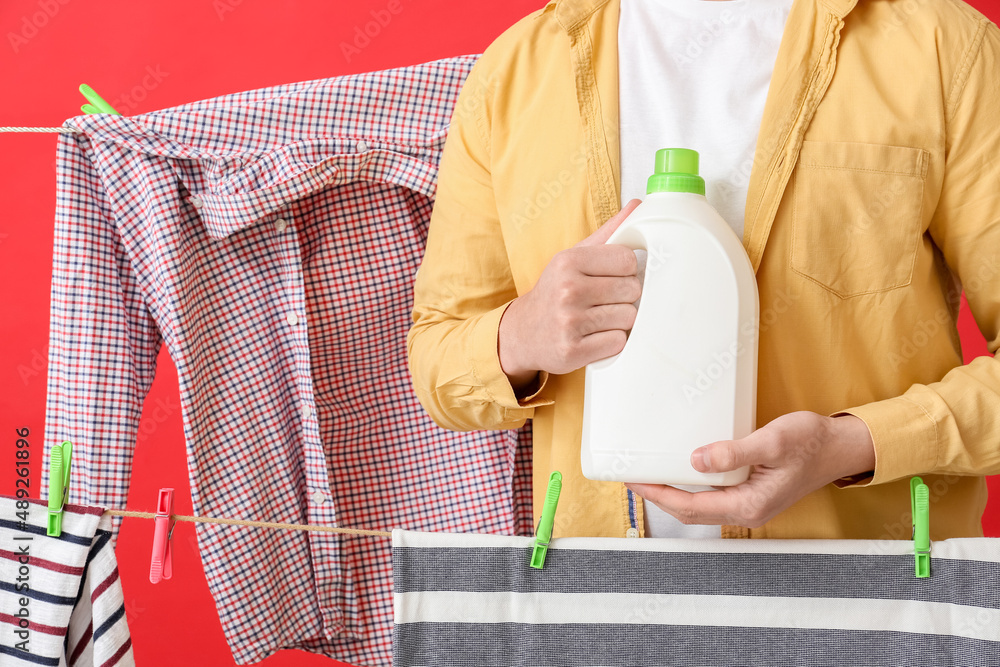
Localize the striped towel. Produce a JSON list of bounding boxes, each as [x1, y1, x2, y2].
[[1, 496, 133, 666], [392, 530, 1000, 666]]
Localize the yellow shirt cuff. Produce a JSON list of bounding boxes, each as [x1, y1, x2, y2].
[[831, 396, 938, 487], [468, 301, 554, 412]]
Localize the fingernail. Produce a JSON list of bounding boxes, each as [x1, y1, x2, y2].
[[692, 448, 711, 472]]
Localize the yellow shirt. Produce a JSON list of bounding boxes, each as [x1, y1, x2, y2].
[[408, 0, 1000, 539]]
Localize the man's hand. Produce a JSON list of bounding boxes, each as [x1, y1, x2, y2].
[[626, 412, 876, 528], [498, 199, 643, 390]]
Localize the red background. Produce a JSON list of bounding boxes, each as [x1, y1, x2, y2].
[[1, 0, 998, 665]]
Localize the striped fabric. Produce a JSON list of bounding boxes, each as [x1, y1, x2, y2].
[[43, 56, 532, 665], [0, 496, 132, 666], [393, 530, 1000, 666]]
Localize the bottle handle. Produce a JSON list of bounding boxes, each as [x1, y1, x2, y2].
[[605, 220, 648, 251]]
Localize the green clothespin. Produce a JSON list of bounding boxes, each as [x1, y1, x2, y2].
[[47, 441, 73, 537], [910, 476, 930, 578], [79, 84, 120, 115], [530, 471, 562, 569]]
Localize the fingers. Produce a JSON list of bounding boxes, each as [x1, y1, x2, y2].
[[576, 329, 628, 364], [570, 244, 639, 277], [579, 303, 638, 335], [546, 252, 639, 307], [576, 198, 641, 247], [581, 275, 641, 307], [627, 483, 737, 526], [629, 414, 843, 530], [510, 199, 643, 376], [628, 482, 776, 528], [550, 305, 633, 367]]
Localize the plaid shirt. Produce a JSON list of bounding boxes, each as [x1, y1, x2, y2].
[[43, 56, 533, 666]]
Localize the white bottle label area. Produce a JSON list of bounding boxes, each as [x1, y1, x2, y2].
[[581, 192, 759, 486]]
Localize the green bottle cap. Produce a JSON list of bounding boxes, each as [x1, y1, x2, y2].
[[646, 147, 706, 195]]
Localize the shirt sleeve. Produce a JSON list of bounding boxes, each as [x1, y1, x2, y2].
[[835, 20, 1000, 485], [407, 58, 553, 432], [43, 131, 164, 542]]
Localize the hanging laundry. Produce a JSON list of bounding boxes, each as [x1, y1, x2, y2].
[[392, 530, 1000, 666], [43, 55, 532, 666], [0, 496, 133, 666]]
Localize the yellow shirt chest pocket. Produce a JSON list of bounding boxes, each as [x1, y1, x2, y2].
[[790, 141, 931, 298]]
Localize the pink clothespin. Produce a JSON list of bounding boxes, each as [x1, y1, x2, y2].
[[149, 488, 175, 584]]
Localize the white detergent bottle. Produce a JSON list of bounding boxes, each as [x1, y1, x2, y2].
[[581, 148, 759, 486]]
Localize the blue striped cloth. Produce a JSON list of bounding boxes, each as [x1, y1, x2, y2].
[[392, 530, 1000, 666], [0, 496, 132, 666]]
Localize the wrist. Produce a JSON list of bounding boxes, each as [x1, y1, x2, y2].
[[829, 414, 876, 480], [498, 298, 539, 391]]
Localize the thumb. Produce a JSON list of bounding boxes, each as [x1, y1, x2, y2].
[[576, 198, 641, 247], [691, 436, 765, 473]]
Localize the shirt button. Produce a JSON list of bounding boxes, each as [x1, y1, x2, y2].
[[189, 195, 204, 208], [275, 218, 288, 232], [286, 312, 299, 326], [311, 490, 326, 505], [356, 140, 369, 152], [626, 528, 640, 538], [302, 403, 312, 420]]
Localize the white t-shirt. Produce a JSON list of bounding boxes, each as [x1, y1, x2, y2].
[[617, 0, 792, 538]]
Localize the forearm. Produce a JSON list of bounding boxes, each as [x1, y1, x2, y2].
[[834, 352, 1000, 485]]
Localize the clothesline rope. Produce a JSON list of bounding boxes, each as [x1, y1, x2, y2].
[[104, 508, 393, 537], [0, 126, 80, 133]]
